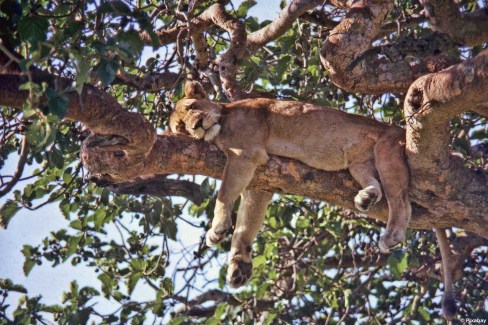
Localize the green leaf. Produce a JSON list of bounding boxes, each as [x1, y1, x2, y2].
[[212, 302, 227, 320], [418, 306, 431, 321], [168, 317, 185, 325], [98, 273, 115, 297], [129, 259, 145, 272], [45, 88, 69, 119], [0, 200, 21, 228], [253, 255, 266, 269], [161, 277, 173, 295], [263, 313, 277, 325], [200, 177, 212, 197], [18, 16, 48, 44], [0, 279, 27, 294], [70, 53, 91, 94], [93, 209, 107, 231], [127, 272, 141, 295], [48, 148, 65, 169], [19, 59, 32, 72], [65, 236, 81, 260], [295, 217, 309, 229], [161, 218, 177, 240], [69, 219, 82, 230], [117, 29, 144, 59], [387, 249, 409, 279], [59, 199, 71, 218], [471, 129, 488, 140], [236, 0, 257, 17], [96, 58, 120, 86], [26, 119, 56, 152], [23, 260, 36, 276]]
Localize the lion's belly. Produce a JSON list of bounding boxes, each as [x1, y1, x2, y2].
[[265, 141, 353, 171]]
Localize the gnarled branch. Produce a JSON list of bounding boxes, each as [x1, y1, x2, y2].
[[320, 0, 456, 94], [421, 0, 488, 46]]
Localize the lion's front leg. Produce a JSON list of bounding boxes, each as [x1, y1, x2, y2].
[[206, 147, 269, 246], [227, 190, 273, 288]]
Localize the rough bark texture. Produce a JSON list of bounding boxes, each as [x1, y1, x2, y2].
[[320, 0, 458, 94], [1, 70, 486, 239], [421, 0, 488, 45], [403, 49, 488, 238]]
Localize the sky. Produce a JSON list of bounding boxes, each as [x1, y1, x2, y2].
[[0, 0, 282, 322]]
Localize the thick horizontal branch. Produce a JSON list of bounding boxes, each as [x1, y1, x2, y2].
[[1, 71, 486, 238], [0, 71, 156, 181], [78, 132, 488, 239]]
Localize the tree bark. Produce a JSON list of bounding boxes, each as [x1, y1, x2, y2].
[[0, 70, 487, 239]]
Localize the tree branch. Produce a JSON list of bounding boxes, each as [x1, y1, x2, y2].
[[0, 71, 486, 238], [0, 135, 28, 197], [421, 0, 488, 46], [247, 0, 322, 52], [114, 70, 181, 92], [403, 49, 488, 237], [320, 0, 456, 94], [93, 174, 205, 205]]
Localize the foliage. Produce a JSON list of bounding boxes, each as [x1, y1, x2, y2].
[[0, 0, 487, 324]]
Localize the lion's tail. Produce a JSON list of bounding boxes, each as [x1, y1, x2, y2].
[[435, 228, 457, 321]]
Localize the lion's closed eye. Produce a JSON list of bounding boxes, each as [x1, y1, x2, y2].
[[176, 121, 187, 134]]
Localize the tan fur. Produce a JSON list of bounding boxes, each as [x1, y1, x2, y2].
[[435, 228, 457, 321], [170, 82, 411, 288]]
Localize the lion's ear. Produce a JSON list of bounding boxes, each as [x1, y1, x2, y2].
[[184, 81, 207, 99]]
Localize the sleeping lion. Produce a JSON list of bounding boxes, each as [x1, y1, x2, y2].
[[170, 81, 411, 288]]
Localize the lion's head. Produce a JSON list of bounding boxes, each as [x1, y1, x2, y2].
[[170, 81, 222, 141]]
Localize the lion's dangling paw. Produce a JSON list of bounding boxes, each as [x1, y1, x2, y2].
[[205, 228, 228, 246], [354, 188, 380, 211], [227, 257, 253, 288], [378, 229, 406, 253], [205, 219, 233, 246]]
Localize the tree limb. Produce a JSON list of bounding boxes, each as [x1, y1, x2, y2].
[[421, 0, 488, 46], [93, 174, 205, 205], [400, 49, 488, 244], [0, 71, 486, 238], [247, 0, 323, 52], [320, 0, 456, 94], [114, 70, 181, 92], [0, 135, 28, 197]]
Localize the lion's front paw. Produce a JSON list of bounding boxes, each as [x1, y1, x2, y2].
[[227, 258, 253, 288], [378, 230, 406, 253], [205, 219, 232, 246], [205, 228, 228, 246], [354, 189, 380, 211]]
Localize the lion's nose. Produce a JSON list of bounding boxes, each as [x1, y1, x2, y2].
[[193, 119, 203, 129]]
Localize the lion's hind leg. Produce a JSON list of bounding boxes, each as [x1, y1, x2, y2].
[[349, 160, 383, 212], [227, 190, 273, 288], [374, 132, 411, 253]]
